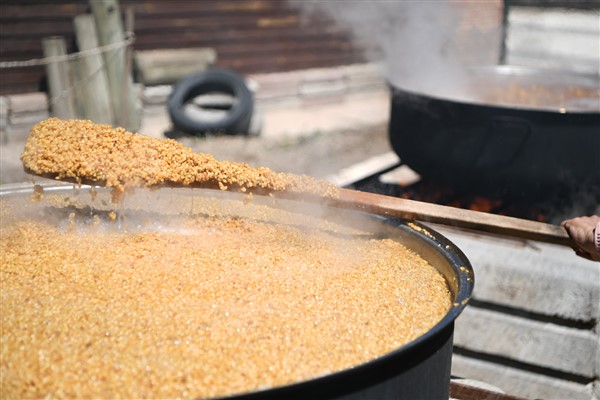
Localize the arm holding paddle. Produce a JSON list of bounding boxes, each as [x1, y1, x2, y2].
[[562, 215, 600, 262]]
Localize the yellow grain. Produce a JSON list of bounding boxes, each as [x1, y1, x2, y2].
[[20, 118, 338, 198], [1, 200, 451, 399]]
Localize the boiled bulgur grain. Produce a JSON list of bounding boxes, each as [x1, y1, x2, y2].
[[0, 197, 451, 399], [20, 118, 338, 198]]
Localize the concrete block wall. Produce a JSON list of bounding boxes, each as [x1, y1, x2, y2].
[[0, 92, 49, 145], [140, 63, 387, 112], [433, 225, 600, 400], [139, 63, 388, 138], [249, 64, 387, 108]]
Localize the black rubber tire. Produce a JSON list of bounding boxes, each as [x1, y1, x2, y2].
[[167, 69, 253, 135]]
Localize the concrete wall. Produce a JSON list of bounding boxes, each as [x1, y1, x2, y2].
[[505, 6, 600, 74], [434, 225, 600, 400]]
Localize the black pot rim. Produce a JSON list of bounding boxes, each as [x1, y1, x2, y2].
[[388, 64, 600, 115]]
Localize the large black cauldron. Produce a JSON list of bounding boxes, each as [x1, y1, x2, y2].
[[389, 65, 600, 201]]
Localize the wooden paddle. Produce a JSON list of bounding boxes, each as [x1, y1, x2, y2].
[[328, 188, 574, 247], [21, 118, 573, 248], [26, 168, 573, 248]]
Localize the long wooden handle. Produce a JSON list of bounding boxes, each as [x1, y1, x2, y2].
[[326, 188, 574, 247], [26, 169, 573, 247]]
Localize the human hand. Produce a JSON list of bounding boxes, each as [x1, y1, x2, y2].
[[561, 215, 600, 262]]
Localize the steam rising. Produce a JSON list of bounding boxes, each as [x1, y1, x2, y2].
[[291, 1, 502, 95]]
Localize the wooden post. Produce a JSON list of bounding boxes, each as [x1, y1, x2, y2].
[[73, 14, 114, 125], [69, 58, 88, 118], [89, 0, 140, 131], [41, 36, 77, 119]]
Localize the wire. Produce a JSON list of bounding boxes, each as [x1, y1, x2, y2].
[[46, 45, 125, 108], [0, 32, 135, 69]]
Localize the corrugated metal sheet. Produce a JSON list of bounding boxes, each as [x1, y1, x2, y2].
[[0, 0, 365, 94]]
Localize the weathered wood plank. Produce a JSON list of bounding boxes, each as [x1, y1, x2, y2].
[[127, 0, 283, 15], [73, 14, 114, 125], [41, 36, 77, 119], [0, 81, 40, 96], [0, 20, 75, 36], [138, 34, 353, 48], [131, 28, 352, 47], [90, 0, 139, 131], [132, 14, 300, 30], [0, 38, 48, 56], [0, 4, 87, 19], [0, 70, 43, 86]]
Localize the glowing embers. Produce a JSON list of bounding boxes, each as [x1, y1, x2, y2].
[[352, 164, 585, 223]]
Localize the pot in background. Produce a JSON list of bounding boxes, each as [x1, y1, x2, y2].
[[389, 65, 600, 201]]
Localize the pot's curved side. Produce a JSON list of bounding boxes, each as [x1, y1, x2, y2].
[[388, 68, 600, 199]]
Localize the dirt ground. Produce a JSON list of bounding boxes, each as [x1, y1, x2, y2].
[[174, 123, 392, 178]]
